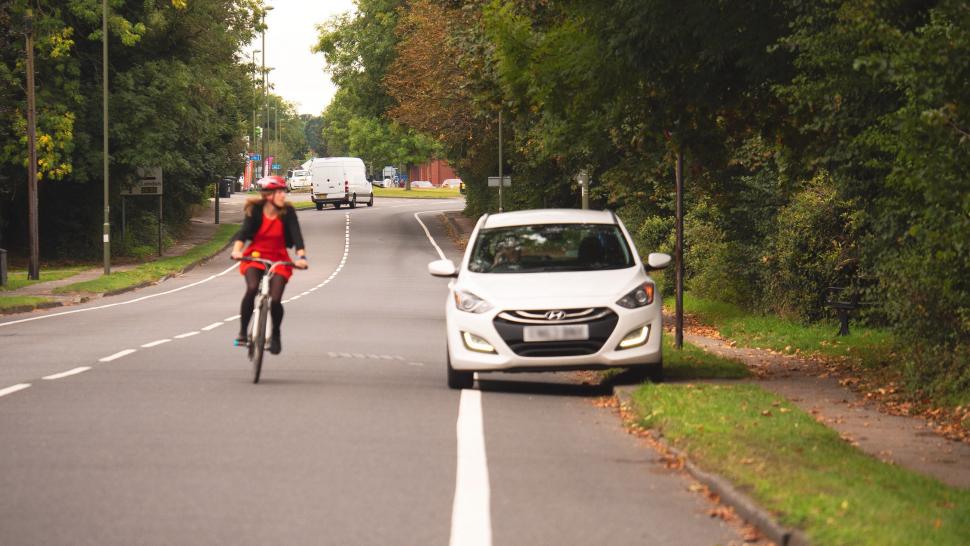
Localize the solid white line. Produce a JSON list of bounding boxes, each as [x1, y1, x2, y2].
[[415, 210, 462, 261], [201, 322, 223, 331], [0, 383, 32, 398], [141, 339, 172, 348], [0, 263, 239, 328], [99, 349, 136, 362], [174, 331, 199, 339], [450, 389, 492, 546], [43, 367, 92, 380]]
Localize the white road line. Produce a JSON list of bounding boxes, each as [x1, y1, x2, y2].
[[141, 339, 172, 348], [408, 362, 425, 367], [174, 331, 199, 339], [201, 322, 224, 331], [42, 367, 92, 380], [450, 389, 492, 546], [99, 349, 136, 362], [0, 383, 32, 398], [415, 209, 463, 261], [224, 314, 241, 321], [0, 264, 239, 328]]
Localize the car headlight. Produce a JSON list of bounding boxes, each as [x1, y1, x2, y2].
[[453, 290, 493, 314], [616, 283, 655, 308]]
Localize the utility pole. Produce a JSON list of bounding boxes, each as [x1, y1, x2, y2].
[[497, 110, 503, 213], [24, 10, 39, 280], [102, 0, 111, 274], [250, 50, 260, 155], [260, 6, 272, 178], [675, 148, 684, 349]]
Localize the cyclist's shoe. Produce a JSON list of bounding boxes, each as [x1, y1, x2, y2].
[[269, 332, 282, 355], [233, 334, 248, 347]]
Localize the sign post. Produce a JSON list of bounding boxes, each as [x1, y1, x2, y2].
[[121, 167, 164, 256]]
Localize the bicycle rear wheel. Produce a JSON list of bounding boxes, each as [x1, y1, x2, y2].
[[252, 297, 269, 383]]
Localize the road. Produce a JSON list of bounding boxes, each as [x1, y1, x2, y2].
[[0, 198, 739, 545]]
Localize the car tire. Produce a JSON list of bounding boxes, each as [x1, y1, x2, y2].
[[349, 194, 357, 209], [367, 193, 374, 207], [315, 202, 323, 211], [446, 347, 473, 390]]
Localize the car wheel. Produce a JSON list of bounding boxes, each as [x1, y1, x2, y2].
[[315, 202, 323, 211], [367, 193, 374, 207], [349, 194, 357, 209], [446, 347, 473, 390]]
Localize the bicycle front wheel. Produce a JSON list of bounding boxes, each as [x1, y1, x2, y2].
[[252, 297, 269, 383]]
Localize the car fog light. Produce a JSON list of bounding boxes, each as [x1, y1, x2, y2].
[[462, 331, 497, 354], [617, 325, 650, 349]]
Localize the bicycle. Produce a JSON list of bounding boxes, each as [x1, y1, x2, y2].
[[234, 253, 307, 383]]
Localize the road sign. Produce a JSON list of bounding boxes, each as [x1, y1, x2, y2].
[[251, 154, 261, 161], [488, 176, 511, 187], [122, 167, 163, 195], [272, 163, 280, 170]]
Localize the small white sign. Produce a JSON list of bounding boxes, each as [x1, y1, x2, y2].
[[488, 176, 511, 187], [122, 167, 163, 196]]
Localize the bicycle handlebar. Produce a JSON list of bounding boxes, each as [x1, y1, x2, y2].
[[233, 256, 308, 270]]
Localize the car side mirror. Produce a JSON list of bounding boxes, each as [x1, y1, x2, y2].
[[428, 259, 458, 278], [645, 252, 672, 271]]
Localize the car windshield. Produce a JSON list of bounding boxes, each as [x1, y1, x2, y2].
[[468, 223, 634, 273]]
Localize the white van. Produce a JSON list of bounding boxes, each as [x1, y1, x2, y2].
[[309, 157, 374, 210], [286, 169, 311, 191]]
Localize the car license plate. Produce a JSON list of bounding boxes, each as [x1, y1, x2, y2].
[[523, 324, 589, 342]]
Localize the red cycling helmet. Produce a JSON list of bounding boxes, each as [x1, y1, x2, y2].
[[256, 175, 287, 191]]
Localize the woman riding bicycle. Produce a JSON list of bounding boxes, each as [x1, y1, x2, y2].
[[231, 176, 308, 354]]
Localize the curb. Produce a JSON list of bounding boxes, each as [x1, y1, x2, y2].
[[614, 385, 810, 546]]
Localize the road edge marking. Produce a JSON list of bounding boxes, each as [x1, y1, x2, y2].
[[449, 388, 492, 546], [99, 349, 136, 362]]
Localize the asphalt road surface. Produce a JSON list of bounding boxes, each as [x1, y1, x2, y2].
[[0, 198, 739, 545]]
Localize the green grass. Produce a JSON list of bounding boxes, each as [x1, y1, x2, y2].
[[630, 383, 969, 545], [663, 336, 751, 380], [1, 267, 85, 291], [54, 224, 239, 295], [0, 295, 56, 312], [675, 293, 893, 364], [374, 187, 461, 199]]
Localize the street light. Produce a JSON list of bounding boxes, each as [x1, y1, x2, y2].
[[250, 49, 260, 153], [260, 5, 273, 178], [102, 0, 110, 274]]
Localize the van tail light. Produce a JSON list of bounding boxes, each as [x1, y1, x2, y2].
[[344, 180, 349, 193]]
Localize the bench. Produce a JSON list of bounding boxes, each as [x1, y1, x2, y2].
[[825, 287, 872, 336]]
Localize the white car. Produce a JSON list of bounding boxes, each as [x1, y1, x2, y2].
[[410, 180, 433, 188], [442, 178, 463, 189], [428, 209, 671, 389], [286, 169, 311, 190]]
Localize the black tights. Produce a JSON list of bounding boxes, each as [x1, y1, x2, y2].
[[240, 268, 287, 336]]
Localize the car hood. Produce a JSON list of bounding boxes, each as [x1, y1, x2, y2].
[[459, 268, 645, 307]]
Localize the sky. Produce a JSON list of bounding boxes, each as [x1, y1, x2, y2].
[[247, 1, 357, 116]]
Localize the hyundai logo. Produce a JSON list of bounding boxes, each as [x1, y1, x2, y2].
[[545, 310, 567, 321]]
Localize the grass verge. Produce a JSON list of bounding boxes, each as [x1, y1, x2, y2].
[[374, 187, 461, 199], [54, 223, 239, 295], [676, 293, 893, 363], [1, 267, 85, 291], [630, 382, 970, 545], [0, 295, 56, 312], [663, 336, 751, 380]]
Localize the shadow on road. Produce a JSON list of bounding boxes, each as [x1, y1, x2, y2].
[[476, 376, 613, 397]]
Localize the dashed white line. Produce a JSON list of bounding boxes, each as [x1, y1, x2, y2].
[[450, 389, 492, 546], [408, 362, 425, 367], [174, 331, 199, 339], [43, 367, 92, 380], [99, 349, 136, 362], [0, 383, 32, 398], [224, 314, 241, 322], [141, 339, 172, 348], [201, 322, 224, 331]]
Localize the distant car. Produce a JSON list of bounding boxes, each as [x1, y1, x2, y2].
[[380, 177, 393, 188], [287, 169, 311, 191], [411, 180, 433, 189], [428, 208, 671, 389], [442, 178, 463, 189]]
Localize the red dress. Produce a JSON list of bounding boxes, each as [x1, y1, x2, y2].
[[239, 214, 293, 280]]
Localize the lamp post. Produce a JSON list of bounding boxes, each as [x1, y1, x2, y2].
[[260, 5, 273, 178], [250, 50, 260, 153], [102, 0, 110, 274], [24, 10, 39, 280]]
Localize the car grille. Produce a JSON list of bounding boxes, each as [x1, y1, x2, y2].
[[493, 307, 618, 357]]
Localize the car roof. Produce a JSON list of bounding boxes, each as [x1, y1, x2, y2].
[[482, 209, 617, 229]]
